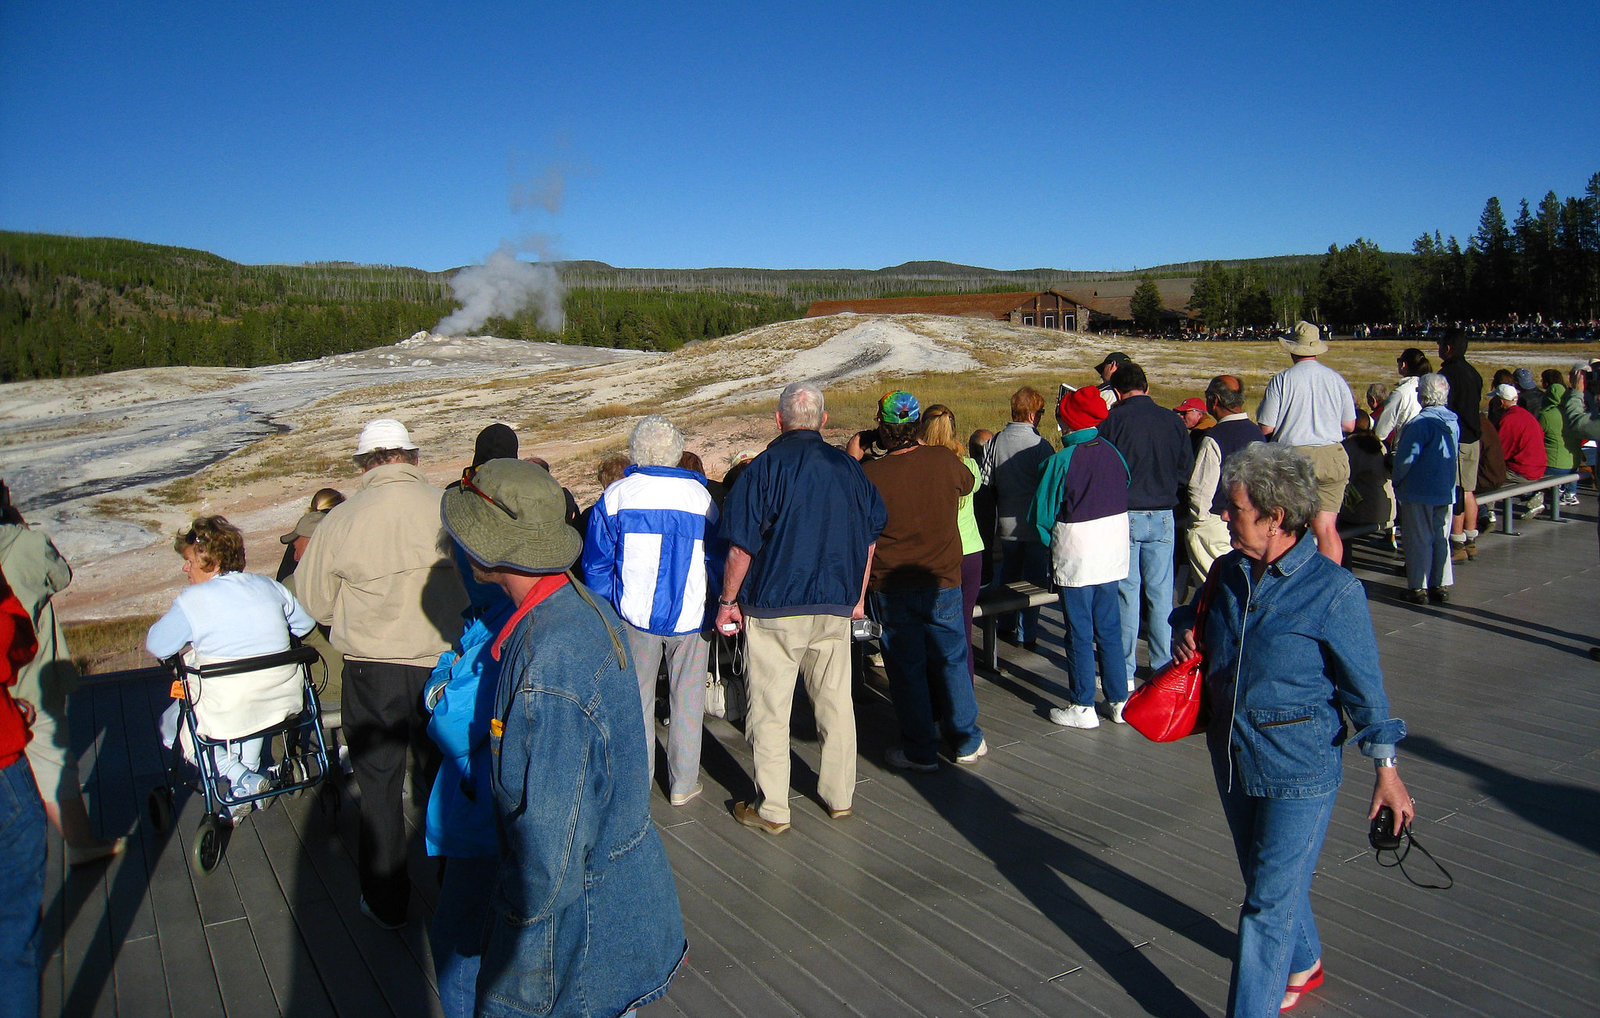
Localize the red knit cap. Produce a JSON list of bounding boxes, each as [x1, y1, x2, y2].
[[1058, 387, 1109, 431]]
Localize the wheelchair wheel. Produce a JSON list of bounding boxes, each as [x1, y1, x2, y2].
[[279, 756, 306, 800], [147, 786, 174, 833], [194, 815, 228, 874]]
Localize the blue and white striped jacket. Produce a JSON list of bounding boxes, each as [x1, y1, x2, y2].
[[581, 465, 721, 636]]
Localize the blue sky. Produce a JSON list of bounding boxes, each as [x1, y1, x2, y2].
[[2, 1, 1596, 273]]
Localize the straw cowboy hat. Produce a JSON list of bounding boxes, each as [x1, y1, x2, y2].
[[1280, 321, 1329, 357]]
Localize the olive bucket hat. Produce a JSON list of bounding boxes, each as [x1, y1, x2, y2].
[[440, 458, 582, 573]]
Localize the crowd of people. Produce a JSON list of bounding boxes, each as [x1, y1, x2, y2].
[[1, 324, 1598, 1017]]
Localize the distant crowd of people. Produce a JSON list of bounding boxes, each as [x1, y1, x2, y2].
[[2, 324, 1599, 1017]]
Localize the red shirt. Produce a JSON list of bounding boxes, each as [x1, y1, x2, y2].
[[0, 572, 39, 769], [1496, 404, 1548, 481]]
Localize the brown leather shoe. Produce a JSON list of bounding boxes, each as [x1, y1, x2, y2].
[[1450, 544, 1468, 563], [733, 800, 790, 835]]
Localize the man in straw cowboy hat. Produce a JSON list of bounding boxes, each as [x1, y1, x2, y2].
[[1256, 322, 1357, 564], [440, 458, 685, 1017]]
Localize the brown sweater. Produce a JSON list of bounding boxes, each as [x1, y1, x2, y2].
[[862, 446, 975, 591]]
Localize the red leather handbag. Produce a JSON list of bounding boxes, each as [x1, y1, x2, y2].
[[1125, 568, 1217, 742]]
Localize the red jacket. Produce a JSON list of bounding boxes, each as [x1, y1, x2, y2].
[[1496, 404, 1548, 481], [0, 570, 38, 769]]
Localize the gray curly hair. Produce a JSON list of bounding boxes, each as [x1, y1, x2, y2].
[[628, 415, 685, 468], [1219, 443, 1320, 537], [1418, 372, 1450, 407]]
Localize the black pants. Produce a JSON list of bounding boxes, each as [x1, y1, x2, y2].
[[343, 659, 441, 924]]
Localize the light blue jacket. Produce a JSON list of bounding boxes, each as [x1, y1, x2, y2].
[[1392, 404, 1460, 506], [1179, 536, 1406, 798], [424, 596, 513, 859], [480, 580, 685, 1018]]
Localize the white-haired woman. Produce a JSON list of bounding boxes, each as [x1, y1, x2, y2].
[[1173, 443, 1412, 1016], [580, 415, 720, 806], [1392, 373, 1459, 604]]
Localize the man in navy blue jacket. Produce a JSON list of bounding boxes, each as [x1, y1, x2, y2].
[[716, 382, 886, 834], [1097, 361, 1194, 679]]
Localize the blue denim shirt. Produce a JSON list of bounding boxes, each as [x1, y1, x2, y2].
[[481, 581, 686, 1018], [1183, 536, 1406, 798]]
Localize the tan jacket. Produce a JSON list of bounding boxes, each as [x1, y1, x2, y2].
[[0, 523, 78, 706], [296, 463, 467, 667]]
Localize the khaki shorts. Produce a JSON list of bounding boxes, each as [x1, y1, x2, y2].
[[1457, 440, 1481, 491], [1294, 443, 1352, 515]]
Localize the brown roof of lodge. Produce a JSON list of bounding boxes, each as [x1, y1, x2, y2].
[[804, 290, 1091, 320]]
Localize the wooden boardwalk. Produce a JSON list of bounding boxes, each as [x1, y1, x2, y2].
[[45, 505, 1600, 1017]]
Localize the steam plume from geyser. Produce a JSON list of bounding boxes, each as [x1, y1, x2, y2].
[[434, 242, 564, 337]]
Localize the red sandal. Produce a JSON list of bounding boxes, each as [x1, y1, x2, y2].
[[1281, 961, 1323, 1012]]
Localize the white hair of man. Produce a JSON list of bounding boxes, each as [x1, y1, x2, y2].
[[1418, 372, 1451, 407], [777, 381, 826, 431], [628, 414, 685, 467]]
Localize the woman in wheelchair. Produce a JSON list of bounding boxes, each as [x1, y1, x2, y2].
[[147, 516, 314, 815]]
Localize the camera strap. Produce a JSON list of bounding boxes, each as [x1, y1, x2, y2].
[[1374, 827, 1454, 890]]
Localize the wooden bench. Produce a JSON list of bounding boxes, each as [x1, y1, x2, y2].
[[1477, 471, 1581, 535], [971, 581, 1057, 673]]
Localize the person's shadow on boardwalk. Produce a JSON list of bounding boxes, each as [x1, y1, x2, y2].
[[1403, 732, 1600, 853], [897, 755, 1231, 1017]]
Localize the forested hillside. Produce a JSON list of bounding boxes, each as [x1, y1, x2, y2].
[[0, 233, 457, 379], [0, 234, 806, 380]]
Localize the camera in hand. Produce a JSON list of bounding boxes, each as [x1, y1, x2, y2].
[[1369, 805, 1404, 851], [851, 618, 882, 642]]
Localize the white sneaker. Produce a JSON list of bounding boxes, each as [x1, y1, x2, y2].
[[669, 782, 704, 807], [955, 739, 988, 764], [1107, 701, 1127, 724], [1561, 492, 1581, 506], [1049, 704, 1100, 729]]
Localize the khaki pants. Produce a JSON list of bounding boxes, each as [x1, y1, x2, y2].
[[1186, 515, 1233, 581], [743, 614, 856, 825]]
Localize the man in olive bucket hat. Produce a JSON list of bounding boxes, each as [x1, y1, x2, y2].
[[439, 459, 685, 1018]]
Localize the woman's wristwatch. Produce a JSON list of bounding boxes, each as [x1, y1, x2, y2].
[[1373, 756, 1398, 771]]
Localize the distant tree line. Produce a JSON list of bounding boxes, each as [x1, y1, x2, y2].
[[1179, 170, 1600, 333], [1406, 174, 1600, 324], [0, 233, 457, 379], [9, 170, 1596, 382], [472, 289, 803, 352]]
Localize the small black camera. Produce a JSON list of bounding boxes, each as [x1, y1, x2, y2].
[[1369, 805, 1405, 851]]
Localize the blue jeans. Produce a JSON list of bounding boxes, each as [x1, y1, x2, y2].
[[1118, 510, 1175, 677], [871, 586, 983, 764], [1545, 465, 1577, 499], [430, 854, 497, 1018], [1059, 582, 1127, 707], [0, 756, 44, 1018], [1213, 752, 1337, 1018], [992, 539, 1050, 643]]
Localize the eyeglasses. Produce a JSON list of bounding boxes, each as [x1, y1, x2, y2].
[[462, 473, 517, 519]]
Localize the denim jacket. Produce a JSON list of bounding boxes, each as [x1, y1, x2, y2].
[[1182, 536, 1406, 798], [480, 581, 686, 1018]]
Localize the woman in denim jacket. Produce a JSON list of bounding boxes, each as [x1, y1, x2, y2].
[[1173, 443, 1413, 1016]]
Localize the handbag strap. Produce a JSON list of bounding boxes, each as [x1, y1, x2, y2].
[[1191, 563, 1221, 654]]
